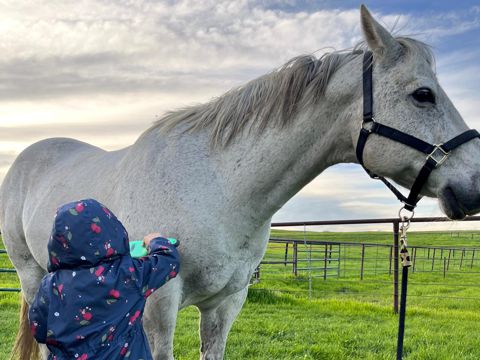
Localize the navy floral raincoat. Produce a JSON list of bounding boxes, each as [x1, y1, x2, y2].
[[28, 199, 180, 360]]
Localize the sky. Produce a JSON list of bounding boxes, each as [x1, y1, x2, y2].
[[1, 1, 480, 232]]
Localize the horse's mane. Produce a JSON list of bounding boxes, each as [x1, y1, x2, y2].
[[148, 37, 433, 148]]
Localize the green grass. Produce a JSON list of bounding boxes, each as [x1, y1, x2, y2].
[[0, 234, 21, 359], [2, 231, 480, 359]]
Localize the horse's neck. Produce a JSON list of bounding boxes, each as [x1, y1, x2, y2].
[[131, 105, 356, 233], [215, 108, 356, 227]]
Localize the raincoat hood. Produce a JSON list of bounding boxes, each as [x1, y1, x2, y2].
[[47, 199, 129, 272]]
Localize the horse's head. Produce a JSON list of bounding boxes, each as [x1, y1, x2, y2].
[[338, 6, 480, 220]]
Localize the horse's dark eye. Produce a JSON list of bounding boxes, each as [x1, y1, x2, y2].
[[412, 87, 435, 104]]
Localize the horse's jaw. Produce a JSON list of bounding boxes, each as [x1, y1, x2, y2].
[[438, 184, 480, 220]]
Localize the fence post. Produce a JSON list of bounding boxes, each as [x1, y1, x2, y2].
[[360, 244, 365, 280], [337, 244, 341, 278], [284, 242, 289, 266], [393, 220, 399, 314], [471, 249, 475, 269], [293, 242, 298, 276], [431, 248, 436, 271], [412, 247, 417, 273], [460, 248, 465, 269], [389, 245, 393, 275], [324, 244, 328, 280]]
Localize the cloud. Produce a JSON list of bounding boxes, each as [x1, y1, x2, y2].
[[1, 2, 479, 231], [1, 1, 477, 100], [0, 151, 16, 167], [0, 1, 364, 100], [0, 151, 17, 182], [271, 163, 473, 231]]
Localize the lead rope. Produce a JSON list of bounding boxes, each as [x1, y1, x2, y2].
[[397, 208, 413, 360]]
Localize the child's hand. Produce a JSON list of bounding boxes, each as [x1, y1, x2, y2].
[[143, 232, 162, 247]]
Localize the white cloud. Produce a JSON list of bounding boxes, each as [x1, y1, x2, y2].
[[0, 2, 479, 231]]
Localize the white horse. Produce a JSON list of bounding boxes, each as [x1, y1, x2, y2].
[[2, 5, 480, 360]]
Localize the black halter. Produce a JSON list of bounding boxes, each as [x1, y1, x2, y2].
[[356, 51, 480, 212]]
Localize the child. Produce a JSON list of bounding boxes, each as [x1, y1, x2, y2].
[[28, 198, 180, 359]]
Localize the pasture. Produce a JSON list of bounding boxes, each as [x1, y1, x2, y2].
[[2, 230, 480, 359]]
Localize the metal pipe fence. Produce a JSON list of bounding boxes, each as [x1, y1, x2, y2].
[[260, 239, 480, 278], [3, 216, 480, 306], [0, 248, 21, 292], [255, 215, 480, 312]]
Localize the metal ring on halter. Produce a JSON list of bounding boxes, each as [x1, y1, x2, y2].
[[398, 206, 415, 222], [360, 116, 376, 131]]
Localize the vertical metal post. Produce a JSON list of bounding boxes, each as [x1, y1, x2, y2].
[[389, 245, 393, 275], [293, 242, 297, 276], [460, 249, 465, 269], [360, 244, 365, 280], [284, 242, 289, 266], [412, 247, 417, 273], [337, 244, 341, 278], [393, 220, 399, 314], [471, 249, 475, 269], [324, 244, 328, 280], [431, 248, 436, 271]]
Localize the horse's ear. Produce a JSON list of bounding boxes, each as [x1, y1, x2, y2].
[[360, 5, 401, 62]]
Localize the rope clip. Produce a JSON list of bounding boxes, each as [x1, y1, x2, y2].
[[399, 206, 413, 268]]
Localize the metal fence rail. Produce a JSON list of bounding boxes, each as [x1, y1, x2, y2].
[[261, 215, 480, 313], [0, 248, 21, 292], [260, 239, 480, 279]]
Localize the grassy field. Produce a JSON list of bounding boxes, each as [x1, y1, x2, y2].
[[2, 230, 480, 359]]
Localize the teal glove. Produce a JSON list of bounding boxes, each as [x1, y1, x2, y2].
[[130, 238, 179, 258], [167, 237, 180, 247], [129, 240, 148, 258]]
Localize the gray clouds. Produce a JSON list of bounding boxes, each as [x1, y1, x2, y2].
[[0, 1, 364, 100], [1, 1, 479, 229], [0, 151, 16, 168]]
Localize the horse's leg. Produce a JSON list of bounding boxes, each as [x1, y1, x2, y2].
[[198, 287, 248, 360], [3, 228, 47, 359], [143, 280, 182, 360]]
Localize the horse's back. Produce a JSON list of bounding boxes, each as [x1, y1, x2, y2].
[[0, 137, 105, 262]]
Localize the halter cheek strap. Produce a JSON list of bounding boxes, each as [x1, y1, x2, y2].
[[356, 51, 480, 211]]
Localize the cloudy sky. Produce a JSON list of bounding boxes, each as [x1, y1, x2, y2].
[[1, 1, 480, 231]]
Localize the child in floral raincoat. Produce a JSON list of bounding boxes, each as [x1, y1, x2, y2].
[[28, 199, 180, 359]]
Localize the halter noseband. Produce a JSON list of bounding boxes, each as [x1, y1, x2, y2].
[[356, 51, 480, 212]]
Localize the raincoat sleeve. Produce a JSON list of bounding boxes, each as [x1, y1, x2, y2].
[[132, 237, 180, 298], [28, 277, 50, 343]]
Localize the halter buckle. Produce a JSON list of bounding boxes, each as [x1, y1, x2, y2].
[[426, 145, 449, 167]]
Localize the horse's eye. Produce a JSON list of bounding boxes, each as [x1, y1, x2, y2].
[[411, 87, 435, 104]]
